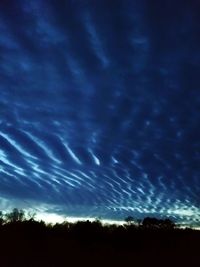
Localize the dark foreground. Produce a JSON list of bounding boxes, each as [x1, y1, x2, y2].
[[0, 220, 199, 267]]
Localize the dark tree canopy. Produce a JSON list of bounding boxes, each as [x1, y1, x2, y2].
[[5, 208, 25, 223], [142, 217, 175, 229]]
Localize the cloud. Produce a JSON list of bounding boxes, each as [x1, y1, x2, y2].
[[0, 0, 199, 225]]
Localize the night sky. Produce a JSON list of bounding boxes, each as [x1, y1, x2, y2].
[[0, 0, 200, 225]]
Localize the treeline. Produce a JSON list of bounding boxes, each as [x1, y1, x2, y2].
[[0, 208, 177, 229], [1, 208, 176, 226], [0, 208, 199, 267]]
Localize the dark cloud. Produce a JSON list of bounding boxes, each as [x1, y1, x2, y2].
[[0, 0, 200, 225]]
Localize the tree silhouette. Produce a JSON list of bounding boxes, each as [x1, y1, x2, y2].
[[26, 210, 36, 221], [142, 217, 175, 229], [0, 207, 198, 267], [0, 211, 4, 225], [5, 208, 25, 223], [125, 216, 135, 225], [162, 218, 175, 229]]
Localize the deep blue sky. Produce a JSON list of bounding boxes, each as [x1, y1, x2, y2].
[[0, 0, 200, 225]]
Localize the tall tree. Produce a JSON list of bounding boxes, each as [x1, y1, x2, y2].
[[5, 208, 25, 223]]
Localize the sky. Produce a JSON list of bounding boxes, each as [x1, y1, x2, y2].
[[0, 0, 200, 226]]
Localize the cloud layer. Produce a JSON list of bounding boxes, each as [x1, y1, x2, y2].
[[0, 0, 200, 225]]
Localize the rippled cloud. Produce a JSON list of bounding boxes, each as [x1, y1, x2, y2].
[[0, 0, 200, 225]]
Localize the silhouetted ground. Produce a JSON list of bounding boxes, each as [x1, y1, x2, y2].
[[0, 219, 200, 267]]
